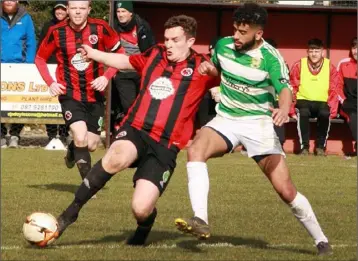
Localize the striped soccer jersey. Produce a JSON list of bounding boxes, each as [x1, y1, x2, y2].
[[212, 37, 291, 119]]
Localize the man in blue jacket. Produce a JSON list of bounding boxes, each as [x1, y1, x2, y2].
[[1, 0, 36, 148]]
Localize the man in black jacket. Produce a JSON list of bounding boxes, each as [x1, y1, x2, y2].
[[38, 1, 69, 147], [111, 0, 156, 133]]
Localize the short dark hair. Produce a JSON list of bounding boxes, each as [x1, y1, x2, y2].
[[308, 38, 324, 49], [351, 37, 357, 48], [164, 15, 197, 38], [233, 3, 268, 28]]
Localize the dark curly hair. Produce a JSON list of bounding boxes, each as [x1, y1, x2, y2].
[[164, 15, 197, 38], [233, 3, 268, 28], [308, 38, 324, 49]]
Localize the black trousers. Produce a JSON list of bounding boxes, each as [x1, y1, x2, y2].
[[1, 124, 24, 138], [341, 101, 357, 143], [111, 73, 141, 132], [195, 92, 216, 129], [295, 100, 330, 149]]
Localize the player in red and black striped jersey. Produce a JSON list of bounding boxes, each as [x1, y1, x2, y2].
[[35, 0, 123, 183], [56, 15, 215, 245]]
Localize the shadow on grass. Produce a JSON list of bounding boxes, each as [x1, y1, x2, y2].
[[28, 183, 107, 194], [176, 235, 316, 255], [55, 229, 315, 255]]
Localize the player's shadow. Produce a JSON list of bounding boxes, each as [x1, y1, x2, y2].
[[55, 229, 184, 247], [27, 183, 107, 194], [176, 236, 316, 255]]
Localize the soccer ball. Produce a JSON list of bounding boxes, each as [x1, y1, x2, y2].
[[23, 212, 59, 247]]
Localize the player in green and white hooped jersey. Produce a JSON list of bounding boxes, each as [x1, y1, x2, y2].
[[175, 3, 332, 256]]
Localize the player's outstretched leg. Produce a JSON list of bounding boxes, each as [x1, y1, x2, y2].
[[57, 159, 114, 237], [256, 154, 332, 256]]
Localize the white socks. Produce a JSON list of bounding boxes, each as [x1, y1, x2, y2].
[[187, 162, 209, 224], [289, 192, 328, 245]]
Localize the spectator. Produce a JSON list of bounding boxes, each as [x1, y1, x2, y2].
[[290, 38, 339, 156], [0, 0, 36, 148], [195, 37, 221, 129], [37, 1, 69, 148], [334, 37, 357, 153], [111, 0, 156, 132]]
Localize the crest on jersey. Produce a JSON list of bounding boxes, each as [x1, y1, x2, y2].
[[89, 34, 98, 45], [149, 77, 174, 100], [64, 111, 72, 121], [250, 57, 262, 69], [71, 52, 90, 71], [132, 32, 137, 38], [181, 68, 193, 77]]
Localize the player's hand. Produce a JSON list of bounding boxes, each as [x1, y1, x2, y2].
[[91, 76, 108, 92], [77, 44, 93, 61], [269, 107, 289, 127], [49, 82, 65, 97], [209, 86, 221, 103], [198, 61, 216, 76]]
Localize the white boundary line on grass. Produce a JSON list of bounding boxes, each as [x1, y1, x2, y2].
[[1, 243, 356, 250]]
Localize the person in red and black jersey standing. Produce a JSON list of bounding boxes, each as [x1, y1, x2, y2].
[[334, 37, 357, 152], [111, 1, 156, 132], [35, 0, 123, 183], [55, 15, 215, 246]]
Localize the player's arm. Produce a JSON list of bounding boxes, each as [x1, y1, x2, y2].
[[80, 44, 134, 71], [35, 29, 65, 96], [101, 23, 125, 81], [267, 53, 292, 126]]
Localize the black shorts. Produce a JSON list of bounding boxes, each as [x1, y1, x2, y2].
[[59, 96, 104, 135], [113, 123, 179, 196]]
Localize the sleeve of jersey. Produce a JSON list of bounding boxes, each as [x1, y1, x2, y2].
[[128, 47, 155, 75], [35, 30, 57, 86], [210, 46, 221, 69], [102, 23, 124, 80], [267, 53, 291, 94]]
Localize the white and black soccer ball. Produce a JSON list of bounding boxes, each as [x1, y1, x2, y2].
[[23, 212, 59, 247]]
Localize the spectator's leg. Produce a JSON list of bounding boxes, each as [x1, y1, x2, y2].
[[316, 102, 330, 150], [1, 124, 7, 138], [295, 100, 311, 151], [8, 124, 23, 148], [115, 76, 138, 116], [348, 112, 357, 151], [195, 93, 211, 129], [46, 124, 58, 140], [9, 124, 24, 138], [110, 77, 122, 133], [1, 124, 7, 147]]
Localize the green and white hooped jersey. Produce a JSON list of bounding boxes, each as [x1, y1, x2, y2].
[[211, 37, 291, 119]]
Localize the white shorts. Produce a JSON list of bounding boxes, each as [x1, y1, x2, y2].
[[204, 115, 285, 158]]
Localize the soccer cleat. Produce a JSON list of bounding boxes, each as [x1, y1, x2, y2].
[[56, 213, 78, 238], [315, 148, 326, 156], [64, 146, 75, 169], [175, 216, 210, 240], [316, 241, 333, 256]]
